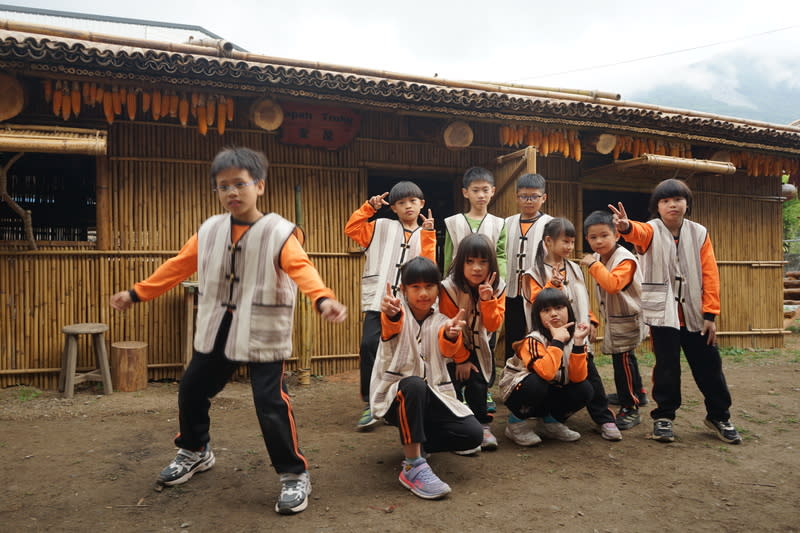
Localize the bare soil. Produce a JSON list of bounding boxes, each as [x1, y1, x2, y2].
[[2, 335, 799, 533]]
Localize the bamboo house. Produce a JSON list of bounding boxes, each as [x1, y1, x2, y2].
[[2, 8, 800, 389]]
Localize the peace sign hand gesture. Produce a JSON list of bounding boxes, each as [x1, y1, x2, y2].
[[380, 282, 402, 317], [478, 272, 497, 301], [368, 192, 389, 211], [420, 209, 434, 230], [608, 202, 631, 233], [444, 308, 466, 341]]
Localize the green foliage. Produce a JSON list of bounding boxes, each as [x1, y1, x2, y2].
[[17, 386, 42, 402], [783, 198, 800, 240]]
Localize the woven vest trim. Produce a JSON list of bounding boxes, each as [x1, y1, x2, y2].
[[369, 304, 473, 419], [595, 246, 646, 353], [195, 213, 297, 362], [441, 277, 506, 383], [505, 213, 552, 297], [360, 219, 422, 312], [639, 219, 706, 332]]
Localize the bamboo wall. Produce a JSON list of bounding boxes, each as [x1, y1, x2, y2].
[[0, 104, 786, 389]]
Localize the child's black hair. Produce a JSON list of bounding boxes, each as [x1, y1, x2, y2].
[[210, 146, 269, 185], [648, 178, 693, 218], [462, 166, 495, 189], [388, 181, 424, 205], [583, 210, 615, 234], [534, 218, 577, 282], [531, 288, 576, 341], [516, 173, 546, 191], [400, 256, 441, 286], [448, 233, 500, 293]]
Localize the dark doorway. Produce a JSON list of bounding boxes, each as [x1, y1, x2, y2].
[[582, 188, 650, 253], [368, 172, 459, 270]]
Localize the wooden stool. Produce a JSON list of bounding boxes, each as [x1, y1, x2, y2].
[[58, 323, 113, 399], [110, 341, 148, 392]]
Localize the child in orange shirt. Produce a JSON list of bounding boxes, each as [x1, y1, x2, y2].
[[499, 288, 592, 446], [610, 178, 741, 444], [110, 147, 347, 514]]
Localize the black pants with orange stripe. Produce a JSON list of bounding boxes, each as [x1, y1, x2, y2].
[[612, 350, 644, 409], [383, 377, 483, 453], [175, 312, 307, 475]]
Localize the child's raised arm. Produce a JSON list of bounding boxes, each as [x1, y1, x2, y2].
[[608, 202, 631, 233]]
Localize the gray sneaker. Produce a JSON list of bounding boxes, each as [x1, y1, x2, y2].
[[157, 445, 215, 486], [275, 472, 311, 514], [653, 418, 675, 443]]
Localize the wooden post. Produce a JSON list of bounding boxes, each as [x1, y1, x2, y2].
[[95, 155, 111, 250], [110, 341, 148, 392]]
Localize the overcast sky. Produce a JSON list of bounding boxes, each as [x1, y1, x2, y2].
[[3, 0, 799, 103]]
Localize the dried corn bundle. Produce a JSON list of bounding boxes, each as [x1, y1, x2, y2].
[[142, 90, 151, 114], [95, 85, 105, 106], [103, 91, 114, 124], [169, 92, 179, 118], [112, 86, 122, 116], [226, 96, 234, 122], [70, 81, 81, 118], [42, 79, 53, 103], [60, 83, 71, 120], [217, 95, 227, 135], [197, 94, 208, 135], [127, 90, 137, 120], [178, 94, 189, 127], [152, 89, 162, 120], [52, 80, 62, 116], [160, 90, 170, 119], [206, 96, 216, 126]]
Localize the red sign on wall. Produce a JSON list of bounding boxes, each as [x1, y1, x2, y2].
[[279, 102, 361, 150]]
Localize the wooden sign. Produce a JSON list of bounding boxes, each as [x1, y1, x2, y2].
[[279, 101, 361, 150]]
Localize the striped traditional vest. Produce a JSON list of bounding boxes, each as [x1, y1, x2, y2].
[[441, 277, 506, 383], [360, 219, 423, 312], [499, 330, 577, 400], [505, 213, 552, 298], [194, 213, 298, 362], [521, 259, 590, 332], [445, 213, 505, 252], [593, 246, 646, 354], [638, 219, 706, 332], [369, 303, 473, 419]]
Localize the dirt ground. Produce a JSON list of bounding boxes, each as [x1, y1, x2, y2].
[[2, 335, 799, 533]]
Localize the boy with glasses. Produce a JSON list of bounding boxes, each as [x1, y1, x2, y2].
[[110, 147, 347, 514]]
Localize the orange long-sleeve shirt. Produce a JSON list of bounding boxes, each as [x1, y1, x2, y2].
[[344, 201, 436, 261], [621, 220, 720, 317], [438, 287, 506, 333], [132, 222, 335, 308], [514, 337, 588, 383], [587, 256, 636, 294], [380, 309, 468, 361]]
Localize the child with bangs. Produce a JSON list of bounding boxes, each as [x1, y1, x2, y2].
[[439, 233, 506, 453], [370, 257, 482, 500], [516, 218, 622, 443], [610, 178, 741, 444], [499, 288, 592, 446], [346, 181, 436, 430]]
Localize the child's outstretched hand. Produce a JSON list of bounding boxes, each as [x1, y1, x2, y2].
[[420, 209, 435, 231], [380, 282, 402, 317], [368, 192, 389, 211], [478, 272, 497, 301], [319, 299, 348, 323], [548, 320, 574, 343], [444, 308, 466, 341], [573, 322, 590, 344], [608, 202, 631, 233], [110, 290, 133, 311], [579, 254, 597, 268]]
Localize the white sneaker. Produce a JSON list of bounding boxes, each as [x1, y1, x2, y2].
[[275, 472, 311, 514], [537, 420, 581, 442], [481, 425, 499, 451], [504, 420, 542, 446], [600, 422, 623, 441]]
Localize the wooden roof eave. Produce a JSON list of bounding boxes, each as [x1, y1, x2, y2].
[[0, 124, 107, 155], [584, 154, 737, 181]]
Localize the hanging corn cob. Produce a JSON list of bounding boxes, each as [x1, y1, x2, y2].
[[52, 80, 62, 117], [112, 86, 122, 116], [217, 95, 227, 135], [88, 83, 97, 107], [206, 96, 216, 127], [42, 79, 53, 104], [226, 96, 235, 122], [191, 92, 199, 118], [178, 93, 189, 127], [152, 89, 162, 120], [61, 83, 71, 121], [197, 94, 208, 135], [95, 85, 105, 108], [119, 87, 128, 110], [142, 90, 151, 114], [169, 92, 179, 118], [103, 91, 114, 125], [70, 81, 81, 118], [127, 89, 137, 120], [160, 89, 170, 120]]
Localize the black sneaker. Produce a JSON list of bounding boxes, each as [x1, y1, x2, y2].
[[607, 391, 648, 406], [704, 418, 743, 444], [616, 407, 641, 430], [157, 445, 215, 486], [275, 472, 311, 514], [652, 418, 674, 442]]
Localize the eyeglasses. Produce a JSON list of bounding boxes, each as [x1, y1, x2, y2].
[[213, 180, 256, 193], [517, 194, 544, 201]]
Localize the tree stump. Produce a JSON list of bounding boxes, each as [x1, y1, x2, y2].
[[110, 341, 148, 392]]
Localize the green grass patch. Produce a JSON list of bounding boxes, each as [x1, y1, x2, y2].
[[16, 386, 42, 402]]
